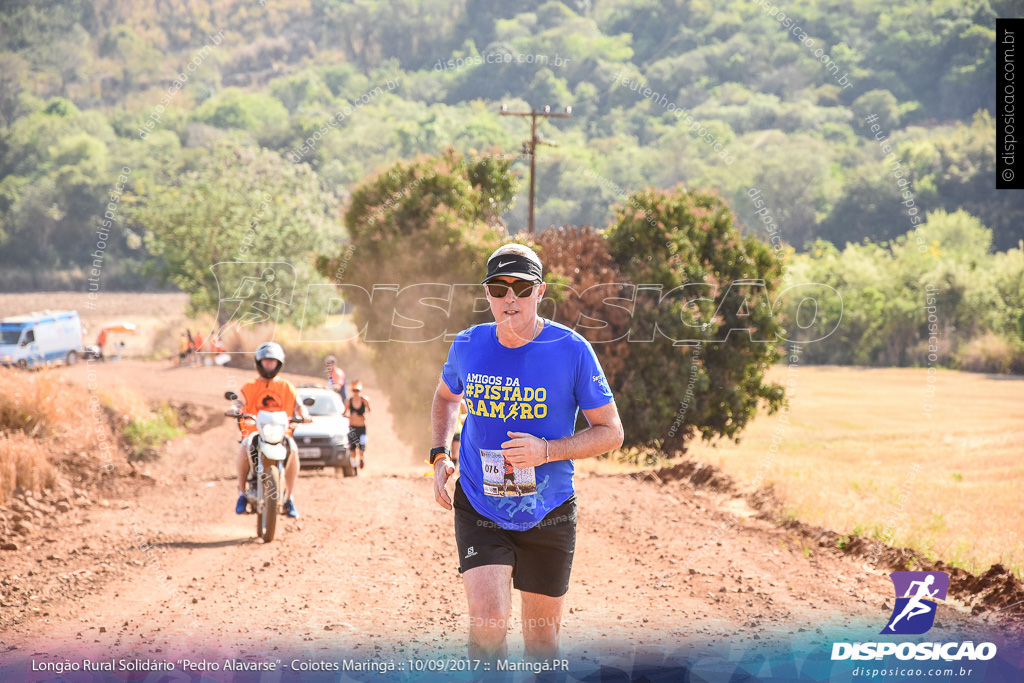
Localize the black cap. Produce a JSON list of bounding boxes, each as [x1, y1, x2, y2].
[[482, 251, 543, 284]]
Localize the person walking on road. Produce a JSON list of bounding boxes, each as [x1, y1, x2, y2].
[[430, 243, 623, 659]]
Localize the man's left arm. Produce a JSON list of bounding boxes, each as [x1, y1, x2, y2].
[[503, 402, 623, 468]]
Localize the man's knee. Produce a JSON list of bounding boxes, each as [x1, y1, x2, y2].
[[468, 607, 509, 631], [466, 592, 510, 634], [468, 611, 509, 651]]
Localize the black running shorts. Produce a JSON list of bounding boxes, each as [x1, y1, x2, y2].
[[453, 479, 577, 598], [347, 425, 366, 450]]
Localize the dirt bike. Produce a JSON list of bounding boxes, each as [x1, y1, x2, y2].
[[225, 391, 312, 543]]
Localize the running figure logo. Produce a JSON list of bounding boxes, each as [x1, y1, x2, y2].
[[210, 262, 296, 347], [881, 571, 949, 635]]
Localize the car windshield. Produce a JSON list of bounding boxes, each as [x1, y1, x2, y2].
[[304, 393, 343, 417]]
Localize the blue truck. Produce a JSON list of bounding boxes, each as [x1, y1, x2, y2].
[[0, 310, 84, 368]]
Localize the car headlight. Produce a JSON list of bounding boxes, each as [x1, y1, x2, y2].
[[330, 434, 347, 445]]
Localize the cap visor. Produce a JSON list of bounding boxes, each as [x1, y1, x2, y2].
[[482, 271, 542, 284]]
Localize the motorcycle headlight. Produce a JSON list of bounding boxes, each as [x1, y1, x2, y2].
[[261, 424, 286, 444]]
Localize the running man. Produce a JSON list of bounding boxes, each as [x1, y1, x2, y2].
[[431, 243, 624, 659], [886, 574, 939, 632]]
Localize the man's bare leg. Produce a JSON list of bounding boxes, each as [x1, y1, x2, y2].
[[236, 443, 250, 494], [521, 591, 565, 659], [284, 448, 299, 500], [463, 564, 513, 658]]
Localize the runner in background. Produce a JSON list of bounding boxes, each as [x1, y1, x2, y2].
[[344, 381, 370, 469]]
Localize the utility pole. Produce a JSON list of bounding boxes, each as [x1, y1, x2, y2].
[[499, 104, 571, 235]]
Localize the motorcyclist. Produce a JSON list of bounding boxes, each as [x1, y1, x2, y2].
[[232, 342, 309, 518]]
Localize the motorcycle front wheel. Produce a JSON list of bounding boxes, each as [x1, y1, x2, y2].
[[257, 462, 280, 542]]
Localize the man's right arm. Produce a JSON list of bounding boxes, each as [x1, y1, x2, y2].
[[431, 379, 463, 510], [234, 384, 249, 413]]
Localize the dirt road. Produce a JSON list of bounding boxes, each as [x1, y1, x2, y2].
[[1, 360, 1020, 680]]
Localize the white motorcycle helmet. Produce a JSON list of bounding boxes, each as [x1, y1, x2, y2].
[[254, 342, 285, 380]]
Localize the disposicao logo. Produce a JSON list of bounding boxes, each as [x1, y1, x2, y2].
[[831, 570, 998, 662], [881, 571, 949, 635]]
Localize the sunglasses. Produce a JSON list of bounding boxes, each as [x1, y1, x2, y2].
[[485, 280, 537, 298]]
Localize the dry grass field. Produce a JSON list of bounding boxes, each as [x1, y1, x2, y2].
[[686, 365, 1024, 579]]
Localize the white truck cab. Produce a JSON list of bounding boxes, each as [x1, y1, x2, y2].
[[0, 310, 84, 368]]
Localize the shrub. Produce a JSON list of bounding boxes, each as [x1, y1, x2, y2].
[[956, 333, 1024, 374], [537, 188, 787, 455], [121, 405, 184, 462]]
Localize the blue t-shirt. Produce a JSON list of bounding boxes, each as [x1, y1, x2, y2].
[[441, 319, 614, 531]]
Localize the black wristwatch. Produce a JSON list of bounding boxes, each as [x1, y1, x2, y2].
[[429, 446, 451, 465]]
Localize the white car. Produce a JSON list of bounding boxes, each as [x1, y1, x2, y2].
[[293, 387, 357, 476]]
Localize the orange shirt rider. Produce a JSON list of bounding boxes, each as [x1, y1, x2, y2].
[[237, 376, 303, 437]]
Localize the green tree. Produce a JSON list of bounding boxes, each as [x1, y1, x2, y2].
[[916, 112, 1020, 251], [743, 135, 834, 249], [0, 52, 33, 126], [317, 148, 518, 450], [786, 239, 918, 366], [818, 163, 904, 245], [99, 24, 162, 94], [192, 89, 290, 146], [0, 100, 120, 276], [124, 141, 339, 324], [851, 89, 903, 132], [598, 187, 785, 454]]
